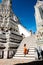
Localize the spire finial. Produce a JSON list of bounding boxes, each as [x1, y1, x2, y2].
[[37, 0, 43, 1]]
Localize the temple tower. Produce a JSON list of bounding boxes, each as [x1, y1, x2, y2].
[[34, 0, 43, 49], [0, 0, 23, 59], [35, 0, 43, 34]]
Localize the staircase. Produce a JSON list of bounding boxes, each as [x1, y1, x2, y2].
[[13, 35, 37, 62]]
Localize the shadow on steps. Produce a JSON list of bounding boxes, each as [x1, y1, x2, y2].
[[15, 60, 43, 65]]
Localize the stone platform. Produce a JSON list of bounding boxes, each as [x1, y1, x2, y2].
[[0, 59, 34, 65]]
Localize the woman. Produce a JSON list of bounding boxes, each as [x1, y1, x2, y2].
[[24, 44, 28, 56]]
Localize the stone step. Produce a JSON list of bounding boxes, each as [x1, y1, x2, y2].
[[16, 47, 35, 50], [29, 45, 36, 47], [18, 46, 36, 48], [16, 50, 35, 53], [15, 54, 35, 57], [13, 57, 35, 60], [20, 44, 36, 48], [17, 48, 35, 50], [15, 54, 35, 56], [16, 50, 35, 52], [16, 52, 35, 55]]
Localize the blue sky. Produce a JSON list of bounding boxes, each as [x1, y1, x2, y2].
[[12, 0, 37, 33], [0, 0, 37, 33], [0, 0, 2, 3]]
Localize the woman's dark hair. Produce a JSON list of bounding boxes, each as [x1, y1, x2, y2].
[[24, 44, 26, 47]]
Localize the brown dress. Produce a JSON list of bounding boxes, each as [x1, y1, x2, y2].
[[24, 47, 28, 55]]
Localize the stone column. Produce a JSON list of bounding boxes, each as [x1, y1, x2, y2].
[[4, 31, 10, 58]]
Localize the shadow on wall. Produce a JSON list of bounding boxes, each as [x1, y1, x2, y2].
[[15, 60, 43, 65]]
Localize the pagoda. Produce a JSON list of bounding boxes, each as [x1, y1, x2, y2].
[[0, 0, 23, 59]]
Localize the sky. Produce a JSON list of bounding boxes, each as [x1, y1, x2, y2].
[[0, 0, 37, 33], [0, 0, 2, 3], [12, 0, 37, 33]]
